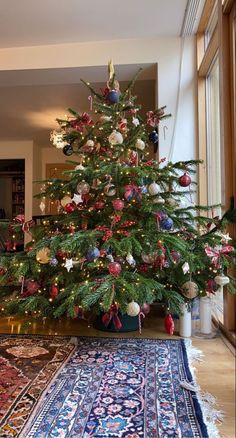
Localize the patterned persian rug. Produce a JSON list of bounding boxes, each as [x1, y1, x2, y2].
[[0, 336, 219, 438]]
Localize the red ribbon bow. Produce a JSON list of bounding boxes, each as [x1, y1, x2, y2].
[[15, 215, 35, 233], [205, 245, 234, 267], [102, 303, 122, 330], [124, 184, 142, 202]]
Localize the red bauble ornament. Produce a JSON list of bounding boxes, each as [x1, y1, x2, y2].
[[50, 285, 59, 299], [112, 198, 124, 211], [0, 268, 6, 276], [164, 314, 174, 335], [141, 303, 151, 315], [178, 173, 191, 187], [94, 200, 105, 210], [108, 262, 121, 277], [64, 203, 75, 213]]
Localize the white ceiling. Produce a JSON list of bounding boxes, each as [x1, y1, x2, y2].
[[0, 0, 204, 147], [0, 0, 188, 48]]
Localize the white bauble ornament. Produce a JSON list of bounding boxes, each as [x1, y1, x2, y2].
[[36, 247, 51, 264], [77, 181, 90, 195], [136, 139, 145, 150], [100, 115, 111, 123], [148, 182, 160, 196], [182, 281, 199, 299], [127, 301, 140, 317], [108, 130, 123, 145], [153, 196, 165, 204], [104, 184, 116, 196], [86, 139, 95, 148], [61, 195, 72, 207], [214, 274, 229, 286]]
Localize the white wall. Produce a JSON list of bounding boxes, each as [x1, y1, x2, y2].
[[0, 36, 197, 163], [41, 147, 67, 179]]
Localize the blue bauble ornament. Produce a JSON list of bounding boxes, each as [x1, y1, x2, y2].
[[139, 185, 148, 194], [49, 257, 58, 267], [149, 130, 159, 144], [160, 217, 173, 230], [86, 247, 100, 261], [107, 90, 120, 104], [63, 144, 74, 156]]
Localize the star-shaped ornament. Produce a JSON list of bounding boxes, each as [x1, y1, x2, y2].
[[64, 258, 73, 272], [72, 193, 83, 205], [216, 231, 232, 244]]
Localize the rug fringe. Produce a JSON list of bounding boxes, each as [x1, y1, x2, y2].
[[183, 340, 223, 438]]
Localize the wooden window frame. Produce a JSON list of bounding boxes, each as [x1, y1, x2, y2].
[[197, 0, 236, 335]]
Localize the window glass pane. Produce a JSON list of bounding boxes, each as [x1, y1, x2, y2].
[[206, 56, 221, 213], [206, 56, 223, 324], [205, 2, 218, 49]]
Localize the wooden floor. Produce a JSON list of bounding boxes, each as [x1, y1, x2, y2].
[[0, 312, 235, 438]]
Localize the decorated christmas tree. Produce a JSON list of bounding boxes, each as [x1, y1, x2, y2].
[[0, 62, 235, 332]]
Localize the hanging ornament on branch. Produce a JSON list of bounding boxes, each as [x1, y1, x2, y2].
[[164, 314, 175, 335], [36, 247, 51, 264], [181, 281, 199, 299], [63, 144, 74, 156], [126, 301, 140, 317], [178, 173, 191, 187]]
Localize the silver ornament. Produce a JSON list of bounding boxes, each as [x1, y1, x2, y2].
[[77, 181, 90, 195], [136, 139, 145, 150], [127, 301, 140, 317], [182, 281, 199, 299], [148, 182, 160, 196], [108, 130, 123, 145]]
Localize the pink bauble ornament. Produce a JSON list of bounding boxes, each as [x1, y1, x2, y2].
[[178, 173, 192, 187], [141, 303, 151, 315], [108, 262, 121, 277], [112, 198, 124, 211], [64, 203, 75, 213], [94, 200, 105, 210]]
